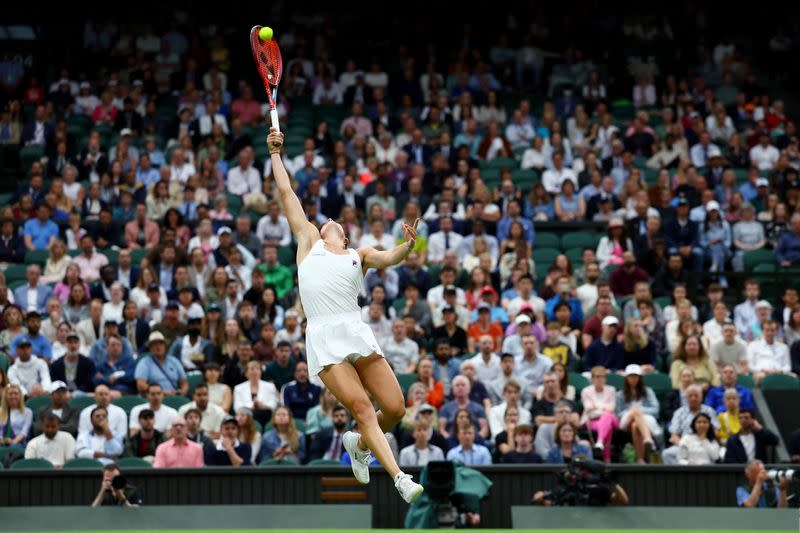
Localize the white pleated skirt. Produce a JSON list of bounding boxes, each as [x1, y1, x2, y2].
[[305, 311, 385, 376]]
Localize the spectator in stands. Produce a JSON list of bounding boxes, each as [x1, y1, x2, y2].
[[399, 420, 445, 467], [621, 318, 657, 371], [731, 204, 766, 272], [515, 334, 551, 392], [153, 415, 205, 468], [652, 253, 690, 298], [76, 406, 124, 465], [92, 333, 136, 397], [134, 331, 188, 396], [724, 409, 780, 464], [24, 412, 76, 467], [178, 383, 224, 439], [382, 319, 420, 373], [308, 403, 349, 462], [705, 364, 755, 412], [124, 408, 164, 463], [533, 370, 578, 426], [609, 251, 650, 298], [545, 276, 583, 324], [470, 335, 503, 384], [72, 235, 109, 283], [11, 311, 52, 360], [541, 320, 577, 369], [129, 383, 178, 437], [663, 385, 719, 464], [259, 405, 306, 464], [205, 415, 251, 467], [716, 389, 742, 445], [670, 335, 720, 391], [32, 381, 78, 437], [677, 413, 721, 465], [438, 375, 488, 440], [78, 385, 127, 437], [0, 384, 32, 447], [49, 334, 95, 394], [0, 216, 24, 263], [184, 408, 215, 455], [616, 365, 661, 463], [488, 379, 531, 438], [545, 421, 591, 464], [777, 213, 800, 267], [124, 203, 160, 250], [734, 280, 761, 341], [581, 367, 619, 461], [710, 321, 749, 374], [264, 340, 297, 390], [234, 359, 279, 427], [23, 204, 59, 252], [446, 422, 492, 466], [747, 320, 791, 384], [7, 336, 50, 397], [281, 360, 320, 421], [151, 302, 187, 348], [14, 265, 52, 314], [167, 312, 213, 372], [584, 316, 625, 372]]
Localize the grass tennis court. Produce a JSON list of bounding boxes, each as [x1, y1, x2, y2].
[[15, 529, 796, 533]]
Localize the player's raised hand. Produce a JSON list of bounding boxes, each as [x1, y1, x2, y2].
[[267, 127, 284, 153], [403, 218, 420, 249]]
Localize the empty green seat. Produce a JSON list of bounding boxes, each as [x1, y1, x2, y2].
[[532, 247, 560, 264], [112, 396, 147, 416], [569, 372, 590, 394], [396, 373, 418, 395], [163, 396, 190, 410], [10, 458, 53, 469], [744, 249, 776, 272], [760, 374, 800, 391], [116, 457, 153, 469], [560, 232, 599, 251], [63, 458, 104, 469], [535, 232, 560, 249], [643, 372, 673, 392]]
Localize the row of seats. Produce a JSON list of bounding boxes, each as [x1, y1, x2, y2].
[[0, 454, 339, 469]]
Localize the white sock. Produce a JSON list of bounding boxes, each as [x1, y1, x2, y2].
[[394, 471, 406, 483]]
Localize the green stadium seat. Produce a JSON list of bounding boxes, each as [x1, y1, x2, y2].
[[535, 232, 560, 249], [69, 396, 96, 412], [307, 459, 343, 466], [3, 264, 28, 283], [25, 395, 52, 417], [100, 249, 119, 265], [187, 372, 205, 397], [10, 458, 53, 469], [606, 373, 625, 390], [511, 169, 538, 190], [112, 396, 148, 416], [278, 246, 296, 266], [531, 247, 560, 264], [396, 373, 417, 395], [485, 157, 519, 171], [643, 372, 673, 392], [163, 396, 191, 410], [23, 250, 49, 268], [259, 458, 299, 466], [560, 232, 599, 251], [564, 247, 584, 264], [0, 353, 8, 372], [63, 458, 104, 469], [569, 372, 590, 394], [736, 374, 756, 390], [131, 248, 150, 268], [654, 296, 672, 310], [760, 374, 800, 391], [19, 145, 45, 172], [116, 457, 153, 468], [0, 446, 20, 464], [744, 249, 776, 272]]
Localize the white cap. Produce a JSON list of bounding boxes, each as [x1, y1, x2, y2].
[[756, 178, 769, 187], [515, 314, 531, 325], [147, 331, 166, 345], [707, 145, 722, 158], [217, 226, 232, 235], [120, 128, 132, 137], [79, 81, 90, 89], [187, 307, 205, 321], [755, 300, 773, 310], [624, 364, 642, 376], [49, 380, 68, 393], [705, 200, 720, 212], [601, 315, 620, 327]]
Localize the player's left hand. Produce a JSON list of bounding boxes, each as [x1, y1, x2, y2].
[[402, 218, 419, 249]]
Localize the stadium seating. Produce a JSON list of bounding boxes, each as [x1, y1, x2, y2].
[[10, 458, 53, 470], [63, 458, 104, 469]]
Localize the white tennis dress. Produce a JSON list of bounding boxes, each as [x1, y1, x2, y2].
[[298, 239, 385, 375]]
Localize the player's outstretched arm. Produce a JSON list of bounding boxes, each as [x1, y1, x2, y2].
[[267, 128, 319, 252], [358, 218, 418, 270]]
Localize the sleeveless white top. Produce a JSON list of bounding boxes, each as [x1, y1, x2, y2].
[[298, 239, 363, 320]]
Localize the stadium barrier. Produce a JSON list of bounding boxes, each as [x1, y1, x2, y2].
[[0, 504, 372, 531], [2, 465, 789, 528], [511, 506, 797, 530]]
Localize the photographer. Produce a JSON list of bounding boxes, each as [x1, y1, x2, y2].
[[90, 463, 142, 507], [737, 459, 788, 508]]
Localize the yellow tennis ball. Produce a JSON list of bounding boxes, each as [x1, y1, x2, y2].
[[259, 27, 274, 41]]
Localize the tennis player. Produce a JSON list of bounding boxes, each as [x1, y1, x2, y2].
[[266, 128, 424, 503]]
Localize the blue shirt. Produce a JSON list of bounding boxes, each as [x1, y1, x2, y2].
[[736, 484, 780, 507], [23, 218, 59, 250], [776, 231, 800, 265], [136, 167, 160, 187], [446, 443, 492, 466], [281, 381, 321, 421], [705, 384, 755, 412], [11, 333, 52, 360], [545, 295, 584, 323], [496, 216, 535, 245], [439, 400, 486, 433], [546, 443, 592, 464], [134, 354, 187, 392]]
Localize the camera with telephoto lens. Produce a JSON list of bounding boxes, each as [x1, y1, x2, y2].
[[111, 475, 127, 491], [543, 455, 616, 506], [768, 469, 796, 482]]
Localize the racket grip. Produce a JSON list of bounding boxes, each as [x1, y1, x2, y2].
[[270, 109, 280, 135]]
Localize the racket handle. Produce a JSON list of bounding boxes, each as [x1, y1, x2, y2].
[[270, 109, 280, 134]]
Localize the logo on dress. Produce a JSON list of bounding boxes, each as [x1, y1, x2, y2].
[[352, 259, 358, 267]]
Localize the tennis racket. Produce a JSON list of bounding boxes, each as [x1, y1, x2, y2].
[[249, 25, 284, 145]]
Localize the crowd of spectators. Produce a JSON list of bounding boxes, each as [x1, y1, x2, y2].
[[1, 13, 799, 471]]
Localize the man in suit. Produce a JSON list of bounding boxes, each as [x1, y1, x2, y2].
[[50, 335, 96, 394], [21, 105, 55, 149], [91, 265, 130, 303], [121, 300, 150, 355], [124, 203, 160, 250], [116, 248, 141, 291], [724, 409, 780, 464], [76, 299, 105, 349], [396, 176, 432, 219], [322, 173, 364, 219], [307, 405, 350, 462], [13, 264, 53, 314], [402, 129, 434, 167], [31, 381, 79, 437]]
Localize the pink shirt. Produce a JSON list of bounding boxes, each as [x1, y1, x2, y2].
[[580, 384, 617, 424], [72, 252, 109, 283], [153, 438, 205, 468]]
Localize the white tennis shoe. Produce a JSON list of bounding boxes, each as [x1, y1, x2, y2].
[[395, 473, 424, 503], [343, 430, 371, 484]]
